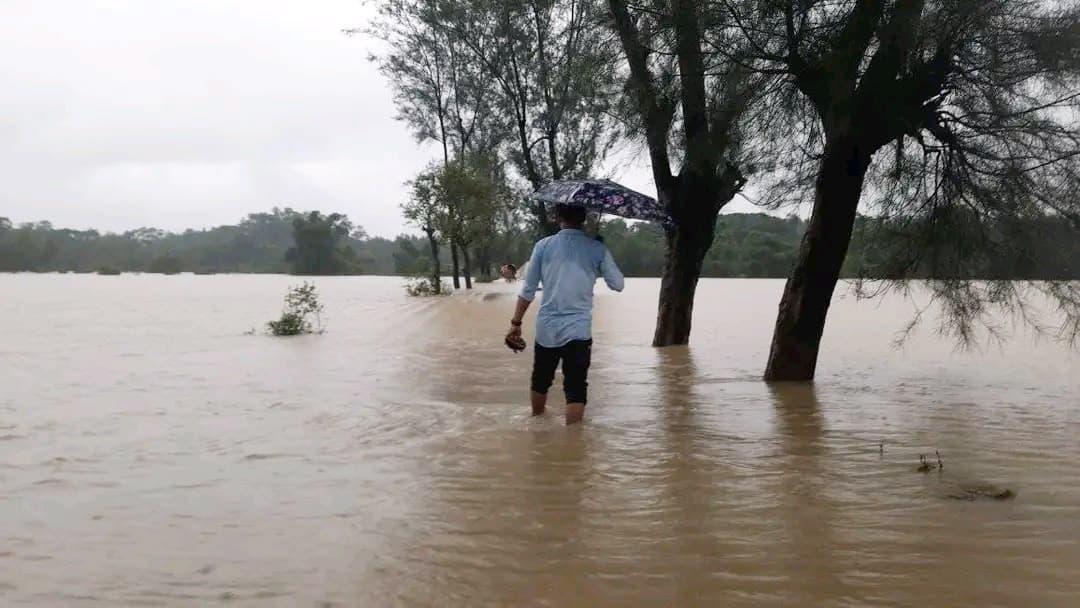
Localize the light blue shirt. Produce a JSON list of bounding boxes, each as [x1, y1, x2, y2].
[[519, 229, 625, 348]]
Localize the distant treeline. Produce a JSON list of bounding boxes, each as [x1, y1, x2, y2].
[[1, 209, 1076, 279], [0, 209, 426, 276]]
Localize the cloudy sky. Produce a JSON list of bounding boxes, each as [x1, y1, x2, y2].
[[1, 0, 757, 237]]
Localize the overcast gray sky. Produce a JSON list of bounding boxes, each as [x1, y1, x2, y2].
[[1, 0, 758, 237]]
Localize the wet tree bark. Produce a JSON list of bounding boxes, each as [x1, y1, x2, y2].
[[652, 220, 711, 346], [450, 240, 461, 289], [425, 227, 441, 294], [765, 140, 868, 381], [651, 174, 739, 347]]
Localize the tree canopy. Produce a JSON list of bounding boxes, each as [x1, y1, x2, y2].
[[363, 0, 621, 234], [704, 0, 1080, 378], [285, 211, 363, 275]]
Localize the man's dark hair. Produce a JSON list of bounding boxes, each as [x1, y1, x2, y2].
[[555, 203, 586, 227]]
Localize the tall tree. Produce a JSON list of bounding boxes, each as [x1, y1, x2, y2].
[[607, 0, 758, 346], [360, 0, 503, 287], [426, 0, 619, 235], [726, 0, 1080, 380]]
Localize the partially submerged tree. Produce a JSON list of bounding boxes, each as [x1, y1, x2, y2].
[[403, 165, 445, 293], [360, 0, 503, 287], [434, 152, 509, 288], [607, 0, 758, 345], [367, 0, 619, 236], [452, 0, 621, 235], [726, 0, 1080, 379], [402, 153, 509, 290]]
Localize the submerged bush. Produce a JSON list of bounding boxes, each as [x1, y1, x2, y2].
[[405, 276, 450, 297], [268, 282, 324, 336]]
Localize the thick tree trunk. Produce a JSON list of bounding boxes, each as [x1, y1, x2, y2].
[[653, 178, 724, 346], [461, 245, 473, 289], [652, 222, 712, 346], [425, 228, 441, 295], [450, 240, 461, 289], [764, 142, 868, 381], [652, 172, 741, 347]]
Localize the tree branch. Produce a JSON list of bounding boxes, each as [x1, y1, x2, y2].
[[608, 0, 675, 191]]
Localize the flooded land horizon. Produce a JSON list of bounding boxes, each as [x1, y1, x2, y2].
[[1, 275, 1078, 606]]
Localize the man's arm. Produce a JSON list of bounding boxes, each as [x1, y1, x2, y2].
[[518, 243, 542, 303], [511, 296, 531, 327], [509, 242, 543, 340], [600, 247, 625, 292]]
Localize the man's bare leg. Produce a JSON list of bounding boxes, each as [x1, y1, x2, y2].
[[531, 391, 547, 416], [565, 403, 585, 425]]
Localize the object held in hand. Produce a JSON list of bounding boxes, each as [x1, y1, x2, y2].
[[505, 334, 527, 353], [533, 179, 672, 226]]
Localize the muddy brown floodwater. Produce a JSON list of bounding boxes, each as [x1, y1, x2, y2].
[[1, 275, 1078, 607]]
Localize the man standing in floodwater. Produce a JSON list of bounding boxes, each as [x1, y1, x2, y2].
[[505, 203, 625, 425]]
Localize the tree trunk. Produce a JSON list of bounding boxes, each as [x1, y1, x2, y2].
[[652, 219, 713, 346], [764, 141, 868, 381], [651, 171, 742, 347], [450, 240, 461, 289], [461, 245, 473, 289], [425, 228, 441, 295]]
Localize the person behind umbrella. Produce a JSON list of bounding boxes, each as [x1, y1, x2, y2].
[[505, 203, 624, 425]]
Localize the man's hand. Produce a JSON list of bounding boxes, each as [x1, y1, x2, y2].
[[506, 297, 531, 353], [505, 324, 526, 353]]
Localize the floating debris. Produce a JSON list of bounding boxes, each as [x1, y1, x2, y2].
[[946, 485, 1017, 501]]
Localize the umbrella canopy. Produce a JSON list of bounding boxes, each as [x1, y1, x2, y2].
[[533, 179, 673, 225]]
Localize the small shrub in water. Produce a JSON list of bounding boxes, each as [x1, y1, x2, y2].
[[268, 282, 324, 336], [405, 277, 449, 297]]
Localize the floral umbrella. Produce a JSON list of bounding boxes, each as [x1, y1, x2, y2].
[[533, 179, 673, 225]]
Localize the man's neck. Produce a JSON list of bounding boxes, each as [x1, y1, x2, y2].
[[559, 225, 584, 231]]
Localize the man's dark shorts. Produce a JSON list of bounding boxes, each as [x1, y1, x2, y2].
[[531, 339, 592, 404]]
